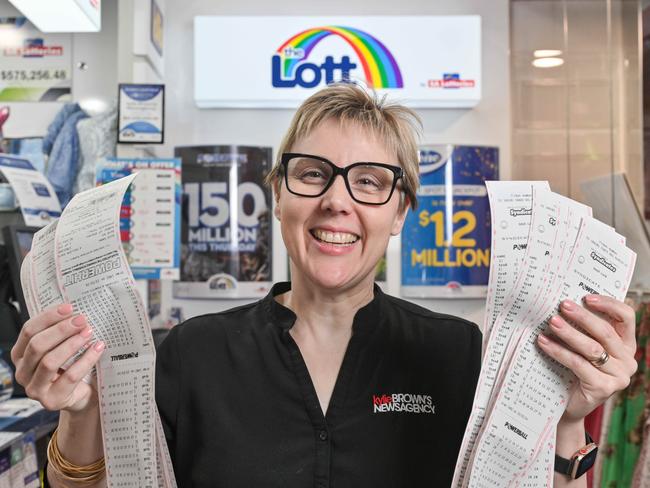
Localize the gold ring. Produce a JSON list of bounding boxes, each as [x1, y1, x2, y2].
[[590, 350, 609, 368]]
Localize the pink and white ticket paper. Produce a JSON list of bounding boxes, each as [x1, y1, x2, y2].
[[454, 182, 556, 487], [481, 181, 551, 355], [453, 183, 636, 488], [20, 175, 176, 488], [465, 189, 591, 487], [467, 217, 635, 486]]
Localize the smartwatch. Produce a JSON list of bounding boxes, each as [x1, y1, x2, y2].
[[554, 432, 598, 479]]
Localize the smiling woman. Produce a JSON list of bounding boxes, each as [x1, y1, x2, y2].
[[13, 83, 640, 488], [266, 83, 420, 294], [273, 117, 409, 291]]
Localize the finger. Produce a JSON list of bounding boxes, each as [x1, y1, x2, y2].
[[558, 300, 626, 359], [548, 315, 607, 364], [537, 333, 629, 393], [15, 315, 88, 386], [583, 295, 636, 347], [25, 326, 94, 394], [51, 341, 105, 397], [12, 303, 74, 363]]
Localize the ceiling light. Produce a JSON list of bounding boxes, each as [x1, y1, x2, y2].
[[8, 0, 101, 33], [532, 57, 564, 68], [534, 49, 563, 58]]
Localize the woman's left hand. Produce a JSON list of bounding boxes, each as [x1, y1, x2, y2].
[[537, 294, 638, 423]]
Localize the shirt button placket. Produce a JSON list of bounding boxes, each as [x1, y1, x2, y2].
[[315, 426, 331, 488]]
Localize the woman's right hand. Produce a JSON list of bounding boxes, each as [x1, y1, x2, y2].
[[11, 303, 105, 414]]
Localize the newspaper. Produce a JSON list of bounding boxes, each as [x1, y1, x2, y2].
[[20, 174, 176, 487], [453, 183, 636, 487]]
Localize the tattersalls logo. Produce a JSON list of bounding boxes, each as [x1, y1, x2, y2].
[[426, 73, 475, 89], [272, 26, 404, 89], [4, 38, 63, 58], [372, 393, 435, 414]]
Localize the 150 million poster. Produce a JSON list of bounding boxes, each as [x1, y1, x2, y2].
[[173, 145, 273, 298], [401, 145, 498, 298]]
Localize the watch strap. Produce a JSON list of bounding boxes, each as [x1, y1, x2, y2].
[[554, 451, 572, 476], [554, 431, 595, 478]]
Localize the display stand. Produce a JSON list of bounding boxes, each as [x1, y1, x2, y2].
[[0, 398, 59, 482]]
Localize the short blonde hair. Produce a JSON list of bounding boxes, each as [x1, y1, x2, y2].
[[265, 83, 420, 210]]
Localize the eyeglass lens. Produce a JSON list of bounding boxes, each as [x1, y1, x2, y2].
[[286, 156, 396, 204]]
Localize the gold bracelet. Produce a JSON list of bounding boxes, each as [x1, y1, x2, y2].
[[47, 429, 106, 485]]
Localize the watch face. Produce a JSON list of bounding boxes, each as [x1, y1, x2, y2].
[[574, 446, 598, 478]]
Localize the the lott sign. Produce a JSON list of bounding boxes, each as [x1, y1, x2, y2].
[[194, 16, 481, 108], [271, 25, 403, 89]]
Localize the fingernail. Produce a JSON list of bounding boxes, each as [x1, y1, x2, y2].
[[538, 334, 550, 345], [80, 326, 92, 338], [71, 315, 86, 327], [561, 300, 575, 311], [57, 304, 73, 315], [550, 316, 563, 328], [585, 295, 600, 303], [93, 341, 105, 352]]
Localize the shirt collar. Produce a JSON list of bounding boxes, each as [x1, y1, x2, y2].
[[262, 281, 383, 336]]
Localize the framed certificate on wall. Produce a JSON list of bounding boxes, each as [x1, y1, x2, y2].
[[117, 83, 165, 144]]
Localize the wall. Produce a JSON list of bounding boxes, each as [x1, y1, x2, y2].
[[160, 0, 511, 329]]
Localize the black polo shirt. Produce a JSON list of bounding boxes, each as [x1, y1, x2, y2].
[[156, 282, 481, 487]]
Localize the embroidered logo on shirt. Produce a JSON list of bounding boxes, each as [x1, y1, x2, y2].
[[372, 393, 435, 414]]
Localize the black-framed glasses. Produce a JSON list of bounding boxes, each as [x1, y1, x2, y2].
[[280, 153, 403, 206]]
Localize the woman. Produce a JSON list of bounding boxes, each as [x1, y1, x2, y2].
[[11, 84, 638, 487]]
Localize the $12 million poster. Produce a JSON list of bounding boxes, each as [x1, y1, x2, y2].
[[173, 145, 273, 298], [401, 145, 498, 298]]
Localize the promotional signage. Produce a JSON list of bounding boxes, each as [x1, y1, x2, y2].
[[173, 145, 273, 299], [0, 155, 61, 227], [118, 83, 164, 143], [194, 16, 481, 108], [95, 158, 181, 280], [401, 145, 498, 298], [0, 17, 72, 102]]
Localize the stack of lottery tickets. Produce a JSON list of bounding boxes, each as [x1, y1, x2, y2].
[[20, 175, 177, 488], [451, 181, 637, 487]]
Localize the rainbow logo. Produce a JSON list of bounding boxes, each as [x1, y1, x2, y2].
[[273, 26, 403, 89]]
